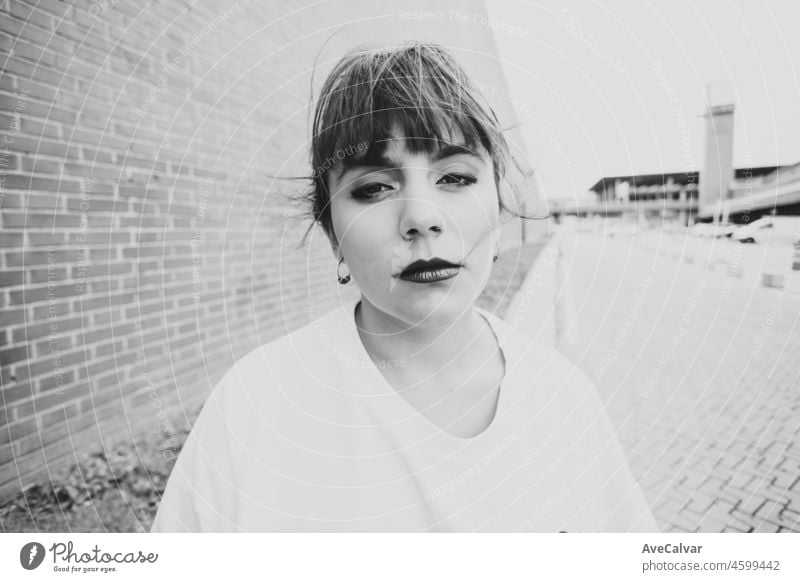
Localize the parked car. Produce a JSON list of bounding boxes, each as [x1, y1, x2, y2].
[[733, 216, 800, 244]]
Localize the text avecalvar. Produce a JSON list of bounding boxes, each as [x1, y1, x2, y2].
[[642, 543, 702, 554]]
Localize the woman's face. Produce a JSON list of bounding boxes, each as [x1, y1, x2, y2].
[[327, 130, 501, 328]]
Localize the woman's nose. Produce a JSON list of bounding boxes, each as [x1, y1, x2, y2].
[[398, 197, 445, 241]]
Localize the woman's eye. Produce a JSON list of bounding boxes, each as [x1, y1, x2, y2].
[[351, 183, 392, 200], [439, 174, 477, 187]]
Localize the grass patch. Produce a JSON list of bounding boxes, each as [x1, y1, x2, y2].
[[0, 420, 193, 533]]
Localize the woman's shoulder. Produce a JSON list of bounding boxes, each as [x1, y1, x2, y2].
[[206, 301, 358, 403], [232, 301, 354, 370]]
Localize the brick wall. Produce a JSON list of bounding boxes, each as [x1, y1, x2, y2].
[[0, 0, 533, 501]]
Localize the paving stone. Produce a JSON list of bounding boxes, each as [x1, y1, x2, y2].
[[549, 233, 800, 534]]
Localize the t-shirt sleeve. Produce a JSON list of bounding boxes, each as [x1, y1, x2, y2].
[[565, 371, 660, 533], [150, 371, 241, 533]]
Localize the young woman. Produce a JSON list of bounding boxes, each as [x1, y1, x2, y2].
[[152, 42, 658, 533]]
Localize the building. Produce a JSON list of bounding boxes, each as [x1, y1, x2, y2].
[[553, 98, 799, 224]]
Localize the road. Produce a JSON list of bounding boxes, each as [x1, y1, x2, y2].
[[527, 228, 800, 532]]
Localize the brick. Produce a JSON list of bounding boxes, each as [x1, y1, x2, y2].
[[0, 270, 24, 287], [0, 150, 17, 171], [0, 112, 16, 130], [66, 196, 118, 212], [81, 384, 125, 413], [12, 315, 88, 343], [34, 334, 71, 357], [165, 306, 196, 325], [63, 161, 122, 181], [58, 55, 104, 81], [53, 21, 108, 52], [9, 282, 87, 305], [14, 39, 56, 67], [117, 184, 148, 198], [0, 344, 31, 366], [23, 100, 77, 124], [72, 45, 108, 69], [76, 322, 134, 345], [20, 116, 61, 138], [1, 173, 81, 192], [67, 230, 128, 245], [5, 250, 52, 267], [122, 246, 165, 258], [21, 156, 62, 173], [2, 212, 84, 228], [0, 193, 24, 210], [88, 246, 115, 260], [14, 350, 85, 382], [80, 147, 111, 163], [0, 418, 39, 446], [781, 507, 800, 526], [0, 232, 25, 246], [31, 297, 70, 319], [86, 214, 114, 228], [71, 262, 132, 279], [5, 136, 79, 158], [0, 17, 23, 38], [0, 31, 15, 53], [0, 93, 22, 112], [27, 231, 67, 246], [30, 415, 84, 448], [0, 382, 35, 406], [20, 193, 63, 209], [754, 499, 788, 526], [84, 353, 136, 379], [3, 57, 62, 86], [76, 292, 134, 311], [8, 2, 54, 31], [128, 302, 170, 318], [95, 340, 123, 358], [0, 308, 26, 326], [0, 443, 14, 466], [14, 378, 88, 418], [12, 425, 55, 457], [28, 266, 68, 285]]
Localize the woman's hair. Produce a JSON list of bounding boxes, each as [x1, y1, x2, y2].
[[300, 40, 534, 245]]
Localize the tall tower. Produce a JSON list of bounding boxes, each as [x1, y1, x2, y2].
[[700, 84, 735, 216]]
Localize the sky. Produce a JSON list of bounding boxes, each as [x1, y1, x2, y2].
[[488, 0, 800, 201]]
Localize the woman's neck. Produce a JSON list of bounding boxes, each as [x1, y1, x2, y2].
[[354, 298, 489, 374]]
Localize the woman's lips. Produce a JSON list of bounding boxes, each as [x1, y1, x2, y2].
[[398, 257, 462, 283], [399, 266, 461, 283]]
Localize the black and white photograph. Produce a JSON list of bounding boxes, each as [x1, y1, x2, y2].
[[0, 0, 799, 550]]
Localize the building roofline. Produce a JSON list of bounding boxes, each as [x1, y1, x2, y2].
[[588, 165, 789, 193]]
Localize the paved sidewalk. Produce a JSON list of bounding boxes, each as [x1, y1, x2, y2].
[[507, 229, 800, 532]]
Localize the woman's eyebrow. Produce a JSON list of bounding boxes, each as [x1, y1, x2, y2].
[[335, 143, 484, 183], [431, 143, 485, 162]]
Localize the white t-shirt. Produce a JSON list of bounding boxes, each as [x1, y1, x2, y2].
[[151, 300, 658, 532]]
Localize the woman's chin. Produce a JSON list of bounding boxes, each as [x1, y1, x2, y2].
[[386, 294, 475, 329]]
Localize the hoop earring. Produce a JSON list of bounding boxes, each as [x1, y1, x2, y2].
[[337, 258, 351, 285]]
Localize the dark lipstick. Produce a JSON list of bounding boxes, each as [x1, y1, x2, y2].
[[399, 258, 461, 283]]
